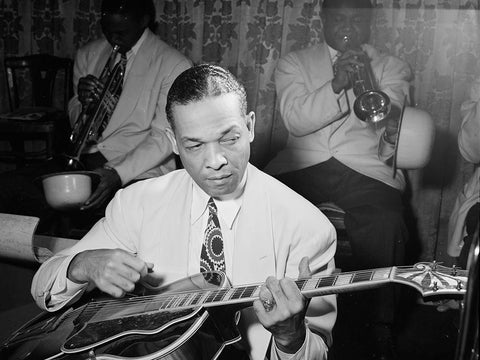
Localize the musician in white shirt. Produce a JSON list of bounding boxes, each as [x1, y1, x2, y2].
[[32, 64, 337, 360]]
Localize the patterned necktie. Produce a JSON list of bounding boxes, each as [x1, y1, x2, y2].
[[200, 197, 226, 273], [98, 53, 127, 136]]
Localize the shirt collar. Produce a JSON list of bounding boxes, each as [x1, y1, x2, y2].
[[128, 28, 147, 59], [116, 28, 147, 63], [328, 44, 338, 63], [191, 169, 247, 229]]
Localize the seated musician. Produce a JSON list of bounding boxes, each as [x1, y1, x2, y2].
[[263, 0, 411, 358], [448, 76, 480, 267], [31, 64, 337, 359], [0, 0, 191, 231]]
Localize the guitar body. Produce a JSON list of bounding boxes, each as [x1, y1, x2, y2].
[[0, 272, 243, 360]]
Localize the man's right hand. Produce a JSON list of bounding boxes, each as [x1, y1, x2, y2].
[[331, 49, 365, 94], [78, 75, 104, 108], [67, 249, 153, 298]]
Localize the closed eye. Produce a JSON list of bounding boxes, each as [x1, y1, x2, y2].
[[185, 143, 202, 151], [220, 134, 240, 145]]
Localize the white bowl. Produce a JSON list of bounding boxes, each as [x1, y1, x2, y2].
[[41, 171, 97, 211]]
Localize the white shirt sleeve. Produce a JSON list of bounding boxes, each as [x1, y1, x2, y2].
[[270, 327, 329, 360]]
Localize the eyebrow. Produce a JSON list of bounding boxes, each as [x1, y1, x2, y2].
[[181, 125, 240, 143]]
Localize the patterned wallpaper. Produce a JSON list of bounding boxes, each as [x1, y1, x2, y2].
[[0, 0, 479, 263]]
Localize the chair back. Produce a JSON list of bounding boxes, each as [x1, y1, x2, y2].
[[0, 54, 74, 168], [4, 54, 73, 112]]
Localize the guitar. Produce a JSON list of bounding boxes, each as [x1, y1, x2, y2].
[[0, 262, 467, 360]]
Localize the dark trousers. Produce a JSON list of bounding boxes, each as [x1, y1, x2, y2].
[[277, 158, 408, 327], [0, 152, 107, 235]]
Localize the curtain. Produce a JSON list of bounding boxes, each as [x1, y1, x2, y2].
[[1, 0, 479, 263]]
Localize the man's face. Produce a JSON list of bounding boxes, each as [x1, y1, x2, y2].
[[166, 93, 255, 199], [322, 6, 372, 53], [101, 13, 146, 54]]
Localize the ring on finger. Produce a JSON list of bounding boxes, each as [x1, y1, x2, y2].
[[262, 298, 275, 312]]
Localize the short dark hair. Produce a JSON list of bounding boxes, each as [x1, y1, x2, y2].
[[322, 0, 373, 10], [166, 64, 248, 131], [101, 0, 156, 28]]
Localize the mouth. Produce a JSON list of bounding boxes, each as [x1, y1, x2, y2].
[[207, 174, 232, 184]]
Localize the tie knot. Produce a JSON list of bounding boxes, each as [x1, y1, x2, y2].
[[207, 197, 217, 214], [120, 53, 127, 66]]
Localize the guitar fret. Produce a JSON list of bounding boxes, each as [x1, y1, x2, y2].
[[372, 268, 390, 280], [352, 271, 373, 283], [316, 276, 336, 288], [189, 291, 204, 306], [162, 296, 176, 309], [335, 273, 353, 285], [176, 293, 190, 307], [231, 286, 247, 300], [241, 286, 257, 298], [223, 288, 237, 301], [213, 288, 228, 302], [204, 291, 218, 304], [296, 279, 308, 290]]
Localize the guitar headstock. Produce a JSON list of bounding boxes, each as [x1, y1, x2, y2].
[[393, 262, 468, 297]]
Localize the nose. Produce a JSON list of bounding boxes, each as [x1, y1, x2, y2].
[[205, 143, 227, 170]]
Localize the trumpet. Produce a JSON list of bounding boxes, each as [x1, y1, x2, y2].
[[342, 36, 391, 124], [65, 45, 123, 169]]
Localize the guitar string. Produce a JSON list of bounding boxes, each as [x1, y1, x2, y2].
[[80, 267, 411, 315], [82, 265, 445, 315], [78, 268, 396, 318], [77, 265, 463, 323], [82, 265, 462, 317]]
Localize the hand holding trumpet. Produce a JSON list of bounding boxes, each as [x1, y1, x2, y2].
[[331, 49, 366, 94], [78, 75, 105, 109]]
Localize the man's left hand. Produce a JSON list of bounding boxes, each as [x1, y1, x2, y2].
[[383, 104, 403, 144], [81, 167, 122, 210], [253, 257, 312, 354]]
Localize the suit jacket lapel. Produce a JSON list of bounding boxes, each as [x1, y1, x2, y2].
[[233, 164, 275, 285], [232, 164, 275, 359], [317, 43, 351, 132], [93, 43, 113, 77]]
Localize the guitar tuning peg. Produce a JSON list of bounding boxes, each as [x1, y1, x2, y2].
[[432, 281, 438, 291]]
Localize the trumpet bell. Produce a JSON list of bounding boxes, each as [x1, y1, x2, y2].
[[354, 90, 391, 124]]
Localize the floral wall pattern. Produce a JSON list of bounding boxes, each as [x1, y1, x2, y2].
[[0, 0, 479, 263]]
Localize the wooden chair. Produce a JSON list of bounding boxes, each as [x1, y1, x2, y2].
[[0, 54, 73, 168]]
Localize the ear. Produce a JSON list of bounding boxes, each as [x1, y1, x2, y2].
[[165, 127, 179, 155], [246, 111, 256, 143]]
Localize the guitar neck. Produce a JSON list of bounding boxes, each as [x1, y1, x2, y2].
[[151, 263, 465, 310], [121, 268, 394, 314], [199, 267, 394, 309]]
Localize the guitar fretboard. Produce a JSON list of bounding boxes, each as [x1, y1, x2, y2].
[[82, 268, 393, 323]]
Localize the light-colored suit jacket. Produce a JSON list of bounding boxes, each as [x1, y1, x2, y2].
[[31, 164, 337, 359], [265, 42, 411, 190], [68, 30, 192, 184], [448, 77, 480, 257]]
